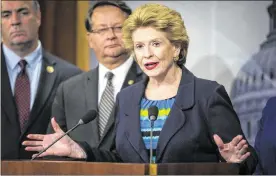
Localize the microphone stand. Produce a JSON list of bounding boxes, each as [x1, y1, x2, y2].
[[150, 120, 154, 164]]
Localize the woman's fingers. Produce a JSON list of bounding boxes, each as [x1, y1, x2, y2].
[[52, 118, 63, 133], [238, 144, 248, 155], [26, 134, 45, 140], [239, 152, 251, 161], [22, 140, 42, 146], [213, 134, 225, 150], [25, 146, 43, 152], [230, 135, 243, 147], [236, 139, 247, 150]]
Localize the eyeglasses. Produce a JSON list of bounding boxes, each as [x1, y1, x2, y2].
[[91, 26, 123, 35]]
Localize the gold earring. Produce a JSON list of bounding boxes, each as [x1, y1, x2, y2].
[[173, 56, 179, 62]]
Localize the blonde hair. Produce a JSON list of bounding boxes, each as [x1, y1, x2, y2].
[[122, 3, 189, 65]]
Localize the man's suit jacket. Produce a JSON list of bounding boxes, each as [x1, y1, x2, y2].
[[1, 48, 82, 160], [48, 61, 144, 151], [82, 66, 257, 174], [254, 97, 276, 174]]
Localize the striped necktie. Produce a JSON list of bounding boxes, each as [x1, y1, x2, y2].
[[98, 72, 114, 138]]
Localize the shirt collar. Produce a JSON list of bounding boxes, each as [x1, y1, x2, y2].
[[99, 56, 134, 80], [3, 41, 42, 71]]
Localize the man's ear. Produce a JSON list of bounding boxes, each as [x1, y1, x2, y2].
[[36, 9, 41, 27], [86, 32, 94, 49]]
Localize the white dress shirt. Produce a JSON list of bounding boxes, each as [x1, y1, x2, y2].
[[98, 57, 134, 104]]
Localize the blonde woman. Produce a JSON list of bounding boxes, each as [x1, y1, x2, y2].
[[23, 3, 257, 174]]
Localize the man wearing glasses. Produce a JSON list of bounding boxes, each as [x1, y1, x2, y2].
[[24, 1, 144, 155]]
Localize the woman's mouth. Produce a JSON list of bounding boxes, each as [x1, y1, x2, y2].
[[144, 62, 159, 70]]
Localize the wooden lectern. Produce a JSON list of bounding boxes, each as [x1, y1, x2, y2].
[[1, 161, 240, 175]]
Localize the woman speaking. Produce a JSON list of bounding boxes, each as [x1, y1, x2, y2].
[[23, 3, 257, 174]]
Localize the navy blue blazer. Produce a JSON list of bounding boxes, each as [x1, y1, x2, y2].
[[82, 67, 257, 174], [254, 97, 276, 174]]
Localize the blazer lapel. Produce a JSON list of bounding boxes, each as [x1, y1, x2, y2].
[[156, 67, 195, 162], [124, 78, 149, 163], [121, 61, 143, 89], [21, 51, 58, 137], [85, 68, 100, 144], [1, 51, 21, 132]]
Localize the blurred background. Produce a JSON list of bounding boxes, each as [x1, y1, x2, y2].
[[38, 1, 275, 146]]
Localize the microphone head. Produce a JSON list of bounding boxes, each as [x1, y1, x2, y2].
[[148, 106, 158, 121], [79, 110, 98, 125]]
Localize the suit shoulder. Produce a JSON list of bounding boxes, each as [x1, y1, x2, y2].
[[44, 51, 82, 73], [118, 75, 225, 100], [61, 71, 92, 87], [266, 97, 276, 107], [59, 69, 99, 94], [263, 97, 276, 116], [194, 76, 224, 98]]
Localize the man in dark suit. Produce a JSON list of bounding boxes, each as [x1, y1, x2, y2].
[[24, 1, 144, 153], [1, 0, 82, 159], [254, 97, 276, 174]]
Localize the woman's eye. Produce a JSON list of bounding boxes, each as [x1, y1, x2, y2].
[[152, 42, 160, 47]]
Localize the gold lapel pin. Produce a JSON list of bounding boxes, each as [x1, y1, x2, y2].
[[46, 66, 54, 73], [128, 80, 134, 85]]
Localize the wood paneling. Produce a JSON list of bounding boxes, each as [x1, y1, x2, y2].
[[76, 1, 90, 71], [38, 1, 77, 65]]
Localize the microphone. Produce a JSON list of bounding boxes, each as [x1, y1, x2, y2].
[[148, 106, 158, 164], [31, 110, 98, 160]]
